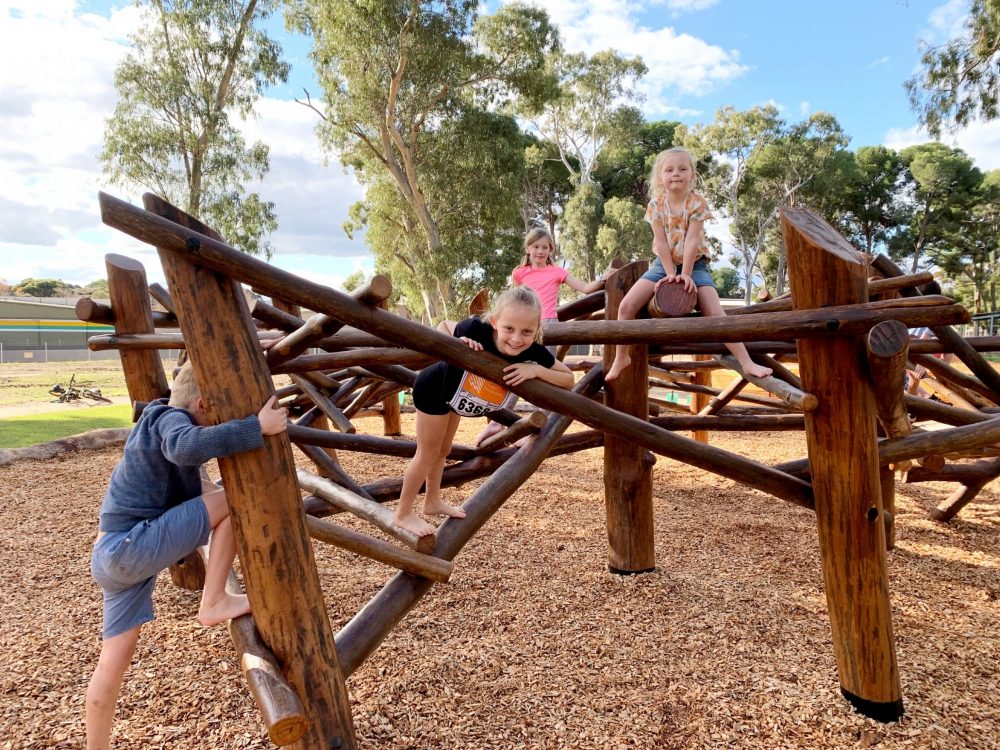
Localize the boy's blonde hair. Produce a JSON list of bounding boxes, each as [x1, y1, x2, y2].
[[649, 146, 698, 201], [485, 286, 545, 344], [518, 226, 555, 267], [168, 361, 202, 409]]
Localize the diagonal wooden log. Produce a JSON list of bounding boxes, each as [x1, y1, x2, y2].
[[99, 191, 813, 508], [909, 352, 998, 406], [227, 570, 309, 747], [295, 440, 377, 503], [290, 374, 355, 434], [475, 411, 548, 454], [872, 254, 1000, 400], [287, 423, 477, 461], [297, 469, 435, 554], [783, 206, 902, 721], [715, 354, 817, 411], [273, 348, 433, 374], [304, 516, 452, 582], [142, 194, 357, 749], [335, 368, 605, 677], [697, 370, 749, 416]]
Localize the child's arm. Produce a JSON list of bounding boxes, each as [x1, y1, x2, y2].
[[159, 399, 285, 465], [664, 218, 704, 294], [257, 395, 288, 435], [564, 273, 607, 294], [502, 358, 574, 389], [651, 221, 673, 270]]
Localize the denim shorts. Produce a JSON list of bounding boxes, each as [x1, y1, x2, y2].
[[91, 496, 211, 639], [641, 257, 716, 288]]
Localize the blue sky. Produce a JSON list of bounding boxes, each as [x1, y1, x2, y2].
[[1, 0, 995, 291]]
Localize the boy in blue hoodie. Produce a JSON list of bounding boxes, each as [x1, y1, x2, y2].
[[85, 361, 288, 750]]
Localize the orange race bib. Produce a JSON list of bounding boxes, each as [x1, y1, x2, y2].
[[448, 372, 508, 417]]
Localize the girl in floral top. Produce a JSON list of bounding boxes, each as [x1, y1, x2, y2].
[[605, 147, 772, 382]]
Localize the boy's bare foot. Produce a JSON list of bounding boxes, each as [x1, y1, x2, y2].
[[423, 501, 467, 519], [605, 353, 631, 383], [475, 420, 503, 446], [743, 363, 773, 379], [393, 512, 437, 537], [198, 593, 251, 627]]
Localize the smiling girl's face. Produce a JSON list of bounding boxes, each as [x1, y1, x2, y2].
[[526, 238, 554, 267], [659, 151, 695, 197], [491, 302, 539, 356]]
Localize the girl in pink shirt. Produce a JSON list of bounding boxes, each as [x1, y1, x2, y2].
[[476, 227, 607, 445], [513, 226, 608, 326]]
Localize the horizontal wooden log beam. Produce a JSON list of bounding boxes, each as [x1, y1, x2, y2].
[[544, 297, 967, 345], [297, 469, 435, 554], [76, 297, 178, 329], [287, 424, 478, 461], [716, 353, 817, 411], [305, 515, 453, 583], [272, 349, 434, 374]]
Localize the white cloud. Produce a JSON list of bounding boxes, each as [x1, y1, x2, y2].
[[884, 120, 1000, 170], [0, 1, 368, 287], [925, 0, 969, 42], [799, 101, 810, 116], [515, 0, 746, 117], [651, 0, 721, 15], [867, 55, 890, 69]]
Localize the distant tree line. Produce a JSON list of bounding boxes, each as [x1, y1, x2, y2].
[[96, 1, 1000, 320]]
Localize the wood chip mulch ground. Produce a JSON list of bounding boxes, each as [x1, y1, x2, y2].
[[2, 417, 998, 749]]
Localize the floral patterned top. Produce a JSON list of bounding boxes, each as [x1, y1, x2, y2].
[[644, 191, 714, 265]]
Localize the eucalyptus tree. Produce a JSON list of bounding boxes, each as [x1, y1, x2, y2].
[[907, 0, 1000, 137], [830, 145, 906, 255], [594, 119, 679, 204], [102, 0, 287, 258], [526, 49, 647, 189], [889, 142, 982, 273], [343, 108, 529, 319], [289, 0, 558, 319], [928, 169, 1000, 312]]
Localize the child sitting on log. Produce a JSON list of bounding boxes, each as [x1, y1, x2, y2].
[[85, 361, 288, 750], [393, 286, 575, 537], [605, 146, 772, 382]]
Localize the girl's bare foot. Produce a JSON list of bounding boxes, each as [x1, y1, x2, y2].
[[393, 511, 437, 537], [423, 501, 467, 519], [475, 421, 503, 446], [198, 593, 251, 627], [605, 353, 631, 383], [743, 363, 773, 379]]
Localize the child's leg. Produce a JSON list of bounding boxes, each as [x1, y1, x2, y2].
[[394, 410, 453, 536], [606, 278, 657, 382], [697, 286, 773, 378], [86, 625, 141, 750], [423, 411, 467, 518], [197, 488, 251, 627]]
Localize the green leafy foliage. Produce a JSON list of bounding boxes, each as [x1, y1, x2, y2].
[[102, 0, 287, 257], [906, 0, 1000, 137], [294, 0, 558, 320]]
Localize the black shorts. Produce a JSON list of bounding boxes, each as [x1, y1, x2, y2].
[[412, 362, 453, 415]]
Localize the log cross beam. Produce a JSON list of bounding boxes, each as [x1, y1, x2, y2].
[[98, 191, 814, 510], [783, 206, 903, 722]]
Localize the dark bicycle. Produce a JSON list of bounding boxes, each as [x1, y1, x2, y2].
[[49, 374, 113, 404]]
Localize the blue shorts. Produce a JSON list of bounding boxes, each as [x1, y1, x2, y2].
[[91, 496, 211, 639], [641, 257, 716, 289]]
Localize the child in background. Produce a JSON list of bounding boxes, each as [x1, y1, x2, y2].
[[605, 147, 772, 383], [85, 362, 288, 750], [475, 227, 608, 445], [394, 286, 574, 537]]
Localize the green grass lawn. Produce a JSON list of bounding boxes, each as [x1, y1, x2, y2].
[[0, 360, 134, 408], [0, 405, 133, 448]]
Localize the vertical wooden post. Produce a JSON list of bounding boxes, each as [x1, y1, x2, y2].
[[378, 298, 402, 436], [144, 195, 357, 749], [783, 207, 903, 721], [690, 355, 711, 442], [879, 468, 896, 551], [103, 254, 206, 590], [602, 260, 655, 574]]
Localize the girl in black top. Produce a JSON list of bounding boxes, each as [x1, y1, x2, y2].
[[393, 287, 574, 538]]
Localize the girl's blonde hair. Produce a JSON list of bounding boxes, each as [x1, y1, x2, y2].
[[168, 360, 202, 409], [485, 286, 545, 344], [649, 146, 698, 201], [518, 226, 555, 267]]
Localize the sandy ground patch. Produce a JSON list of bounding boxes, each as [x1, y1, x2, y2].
[[1, 416, 997, 749]]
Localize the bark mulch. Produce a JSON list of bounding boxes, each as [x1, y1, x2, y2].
[[1, 418, 997, 749]]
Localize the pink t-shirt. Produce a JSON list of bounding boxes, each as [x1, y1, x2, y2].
[[512, 264, 569, 319]]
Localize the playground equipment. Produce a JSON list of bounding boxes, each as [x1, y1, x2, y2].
[[78, 191, 1000, 748]]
